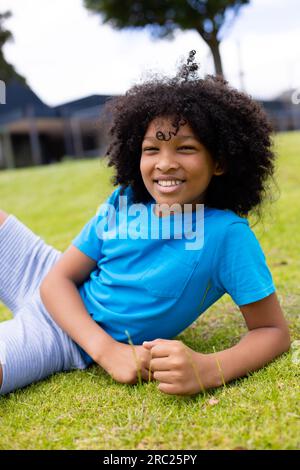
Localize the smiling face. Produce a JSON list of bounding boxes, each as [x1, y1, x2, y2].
[[140, 117, 223, 212]]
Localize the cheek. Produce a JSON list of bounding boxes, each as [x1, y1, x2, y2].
[[140, 157, 152, 178], [190, 157, 213, 179]]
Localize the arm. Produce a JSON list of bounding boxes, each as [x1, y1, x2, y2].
[[40, 245, 114, 361], [143, 293, 291, 395], [40, 246, 151, 383], [205, 292, 290, 387]]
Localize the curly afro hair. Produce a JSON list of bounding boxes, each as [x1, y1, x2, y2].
[[103, 60, 276, 220]]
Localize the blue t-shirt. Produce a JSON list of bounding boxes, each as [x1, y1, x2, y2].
[[72, 186, 276, 364]]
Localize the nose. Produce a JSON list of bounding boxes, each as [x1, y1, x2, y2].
[[155, 150, 180, 172]]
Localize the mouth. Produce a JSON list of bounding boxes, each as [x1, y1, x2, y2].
[[153, 179, 186, 193]]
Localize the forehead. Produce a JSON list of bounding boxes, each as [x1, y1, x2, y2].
[[143, 117, 196, 140]]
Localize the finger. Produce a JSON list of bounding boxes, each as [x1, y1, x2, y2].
[[152, 371, 174, 383], [142, 368, 154, 382], [158, 383, 181, 395], [142, 339, 166, 349], [148, 343, 172, 359], [150, 357, 170, 372], [144, 368, 154, 382], [140, 368, 148, 381], [142, 343, 153, 350]]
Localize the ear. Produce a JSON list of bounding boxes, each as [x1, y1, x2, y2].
[[213, 162, 225, 176]]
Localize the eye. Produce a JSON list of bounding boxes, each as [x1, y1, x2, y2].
[[178, 146, 196, 151], [143, 147, 159, 152]]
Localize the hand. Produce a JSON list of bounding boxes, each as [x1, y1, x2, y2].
[[143, 339, 210, 395], [99, 340, 152, 385]]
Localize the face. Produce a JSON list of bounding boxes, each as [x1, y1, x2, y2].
[[140, 117, 223, 213]]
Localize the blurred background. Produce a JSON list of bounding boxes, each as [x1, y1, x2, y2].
[[0, 0, 300, 168]]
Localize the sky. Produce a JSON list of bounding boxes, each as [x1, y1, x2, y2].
[[1, 0, 300, 106]]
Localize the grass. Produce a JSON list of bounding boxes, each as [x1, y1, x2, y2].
[[0, 133, 300, 450]]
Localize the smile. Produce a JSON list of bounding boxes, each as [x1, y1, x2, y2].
[[154, 179, 185, 193]]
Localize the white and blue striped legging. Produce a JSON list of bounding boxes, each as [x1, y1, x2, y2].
[[0, 215, 89, 395]]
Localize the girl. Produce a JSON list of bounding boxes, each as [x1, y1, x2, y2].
[[0, 56, 290, 396]]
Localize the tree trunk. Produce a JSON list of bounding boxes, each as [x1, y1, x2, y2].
[[197, 29, 224, 77], [209, 40, 223, 77]]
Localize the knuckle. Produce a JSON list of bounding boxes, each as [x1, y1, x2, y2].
[[172, 358, 184, 369], [174, 345, 184, 355]]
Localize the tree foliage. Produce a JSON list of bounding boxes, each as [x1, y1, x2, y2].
[[84, 0, 250, 76], [0, 11, 26, 84]]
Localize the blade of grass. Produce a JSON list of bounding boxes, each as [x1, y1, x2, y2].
[[184, 346, 207, 396], [125, 329, 142, 386], [213, 346, 226, 387]]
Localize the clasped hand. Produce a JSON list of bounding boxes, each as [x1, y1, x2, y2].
[[100, 338, 209, 395], [143, 339, 206, 395]]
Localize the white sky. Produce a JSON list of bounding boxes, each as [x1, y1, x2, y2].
[[1, 0, 300, 106]]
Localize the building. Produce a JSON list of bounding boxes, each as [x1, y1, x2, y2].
[[0, 81, 112, 169], [1, 82, 300, 170], [259, 89, 300, 132]]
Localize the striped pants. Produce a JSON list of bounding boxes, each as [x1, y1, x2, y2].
[[0, 215, 88, 396]]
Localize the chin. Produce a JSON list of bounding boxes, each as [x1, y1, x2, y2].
[[156, 198, 184, 207]]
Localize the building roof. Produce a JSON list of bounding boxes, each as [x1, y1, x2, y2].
[[0, 80, 56, 125], [54, 94, 111, 116], [0, 80, 113, 126]]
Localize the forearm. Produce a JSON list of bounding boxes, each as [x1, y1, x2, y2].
[[40, 276, 115, 363], [203, 327, 291, 389]]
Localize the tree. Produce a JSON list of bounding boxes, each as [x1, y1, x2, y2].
[[84, 0, 250, 76], [0, 11, 26, 83]]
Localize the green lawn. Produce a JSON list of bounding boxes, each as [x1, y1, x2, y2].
[[0, 133, 299, 450]]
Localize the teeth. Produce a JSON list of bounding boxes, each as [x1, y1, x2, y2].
[[157, 180, 183, 187]]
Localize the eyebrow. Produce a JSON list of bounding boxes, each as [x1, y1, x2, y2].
[[143, 135, 196, 141]]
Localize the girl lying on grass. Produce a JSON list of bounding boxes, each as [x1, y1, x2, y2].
[[0, 52, 290, 396]]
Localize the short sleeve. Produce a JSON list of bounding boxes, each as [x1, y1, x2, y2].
[[72, 214, 103, 261], [214, 222, 276, 306], [71, 186, 123, 261]]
